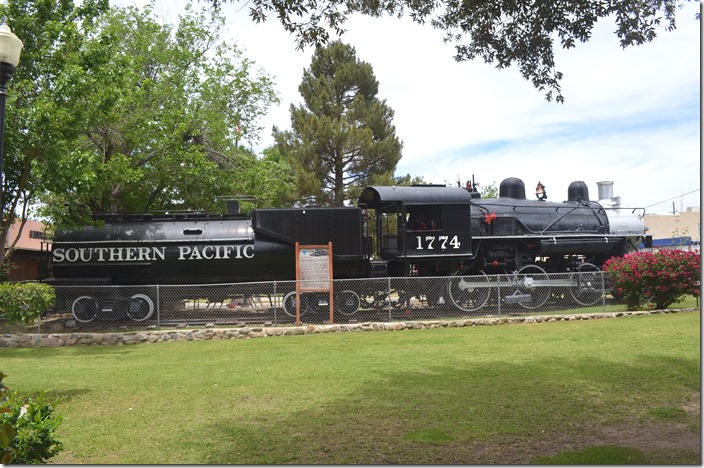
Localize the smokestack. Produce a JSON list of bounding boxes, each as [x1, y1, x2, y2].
[[597, 181, 621, 207], [597, 181, 613, 201]]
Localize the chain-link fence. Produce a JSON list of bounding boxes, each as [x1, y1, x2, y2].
[[3, 268, 615, 333]]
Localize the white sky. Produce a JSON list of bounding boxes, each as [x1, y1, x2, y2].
[[124, 0, 701, 214]]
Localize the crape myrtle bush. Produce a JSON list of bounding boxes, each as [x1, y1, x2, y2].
[[0, 372, 64, 464], [604, 249, 701, 311], [0, 255, 17, 282]]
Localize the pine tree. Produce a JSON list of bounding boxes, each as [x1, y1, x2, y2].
[[274, 41, 402, 206]]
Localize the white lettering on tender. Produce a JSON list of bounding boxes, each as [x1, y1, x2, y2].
[[52, 245, 248, 263], [176, 244, 251, 261], [51, 246, 169, 263]]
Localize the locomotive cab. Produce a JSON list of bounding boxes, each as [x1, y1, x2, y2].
[[358, 185, 477, 277]]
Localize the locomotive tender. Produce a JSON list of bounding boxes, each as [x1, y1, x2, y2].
[[45, 176, 650, 322]]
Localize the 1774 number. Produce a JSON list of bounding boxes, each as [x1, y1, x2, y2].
[[414, 235, 461, 250]]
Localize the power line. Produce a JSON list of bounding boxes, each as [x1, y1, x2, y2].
[[643, 188, 701, 209]]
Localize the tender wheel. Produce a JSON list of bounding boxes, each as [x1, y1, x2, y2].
[[72, 296, 99, 323], [514, 264, 550, 309], [335, 290, 361, 316], [127, 294, 155, 321], [283, 291, 299, 317], [448, 269, 491, 312], [569, 263, 604, 306], [283, 291, 320, 318]]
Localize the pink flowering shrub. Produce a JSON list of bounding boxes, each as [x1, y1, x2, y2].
[[604, 249, 701, 311]]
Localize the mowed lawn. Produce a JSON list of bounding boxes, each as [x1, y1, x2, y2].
[[2, 311, 700, 464]]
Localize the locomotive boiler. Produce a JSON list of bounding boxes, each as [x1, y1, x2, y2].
[[45, 176, 650, 322]]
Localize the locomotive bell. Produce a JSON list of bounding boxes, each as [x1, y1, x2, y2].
[[535, 181, 547, 201]]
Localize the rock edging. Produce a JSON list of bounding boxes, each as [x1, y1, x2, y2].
[[0, 308, 696, 348]]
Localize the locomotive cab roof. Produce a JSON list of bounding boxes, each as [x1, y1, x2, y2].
[[358, 185, 476, 211]]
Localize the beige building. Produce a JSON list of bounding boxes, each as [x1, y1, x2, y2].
[[643, 207, 700, 252], [4, 219, 50, 281]]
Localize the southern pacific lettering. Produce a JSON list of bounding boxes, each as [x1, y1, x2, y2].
[[177, 245, 253, 260], [52, 245, 253, 263]]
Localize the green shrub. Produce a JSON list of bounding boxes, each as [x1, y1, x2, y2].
[[604, 250, 700, 310], [0, 282, 56, 325], [0, 372, 63, 464]]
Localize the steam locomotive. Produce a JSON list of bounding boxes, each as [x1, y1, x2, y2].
[[45, 176, 650, 322]]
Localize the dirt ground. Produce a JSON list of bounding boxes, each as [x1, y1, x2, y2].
[[471, 391, 701, 464]]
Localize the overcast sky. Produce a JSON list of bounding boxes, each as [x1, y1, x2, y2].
[[127, 0, 701, 214]]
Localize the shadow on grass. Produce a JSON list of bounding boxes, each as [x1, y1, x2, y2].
[[19, 387, 93, 404], [1, 345, 135, 360], [194, 354, 700, 464]]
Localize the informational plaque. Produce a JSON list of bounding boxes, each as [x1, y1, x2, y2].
[[298, 247, 331, 290], [295, 242, 333, 325]]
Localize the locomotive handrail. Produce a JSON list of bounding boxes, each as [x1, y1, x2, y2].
[[538, 202, 605, 235], [537, 206, 578, 234], [581, 200, 609, 231], [540, 206, 579, 235], [480, 200, 608, 237], [90, 212, 250, 221], [631, 207, 645, 215], [602, 206, 646, 216], [475, 212, 607, 237], [470, 233, 626, 239], [402, 252, 476, 259]]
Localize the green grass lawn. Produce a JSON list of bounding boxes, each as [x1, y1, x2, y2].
[[3, 311, 700, 464]]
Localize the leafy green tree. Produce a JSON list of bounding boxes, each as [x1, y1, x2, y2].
[[392, 173, 427, 186], [246, 147, 297, 208], [274, 40, 402, 206], [481, 182, 498, 199], [1, 0, 284, 229], [0, 0, 283, 266], [0, 0, 113, 260], [41, 1, 280, 218], [207, 0, 697, 102]]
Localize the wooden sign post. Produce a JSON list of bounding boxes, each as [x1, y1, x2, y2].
[[295, 242, 334, 326]]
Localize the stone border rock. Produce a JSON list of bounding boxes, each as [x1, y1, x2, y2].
[[0, 308, 697, 348]]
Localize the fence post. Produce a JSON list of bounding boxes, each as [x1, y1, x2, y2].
[[387, 277, 392, 322], [156, 284, 160, 328], [273, 281, 277, 326], [497, 274, 501, 315]]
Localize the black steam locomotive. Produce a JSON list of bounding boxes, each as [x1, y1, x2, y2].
[[45, 176, 650, 321]]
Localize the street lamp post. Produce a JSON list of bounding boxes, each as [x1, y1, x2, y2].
[[0, 16, 22, 222]]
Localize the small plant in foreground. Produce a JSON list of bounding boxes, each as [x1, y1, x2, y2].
[[604, 250, 700, 310], [0, 372, 63, 464]]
